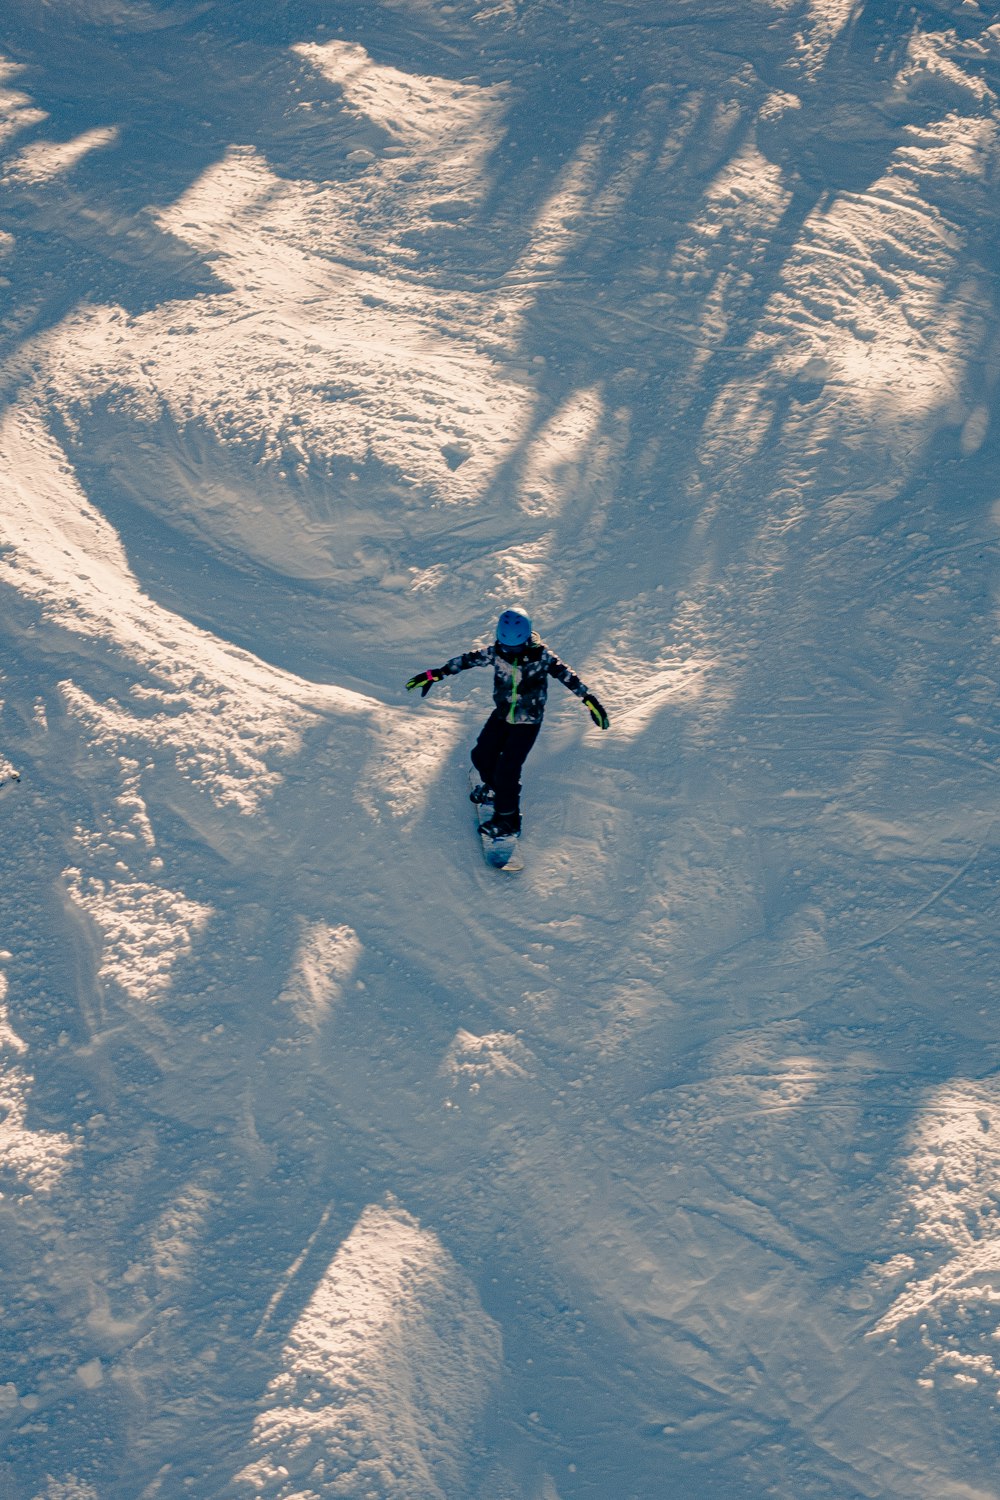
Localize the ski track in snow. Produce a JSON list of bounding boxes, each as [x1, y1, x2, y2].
[[1, 1, 1000, 1497]]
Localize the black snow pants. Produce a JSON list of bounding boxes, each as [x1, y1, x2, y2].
[[471, 710, 541, 818]]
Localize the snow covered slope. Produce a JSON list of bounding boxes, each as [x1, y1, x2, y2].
[[1, 1, 999, 1496]]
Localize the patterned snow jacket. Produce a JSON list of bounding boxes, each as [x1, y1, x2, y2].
[[439, 633, 591, 726]]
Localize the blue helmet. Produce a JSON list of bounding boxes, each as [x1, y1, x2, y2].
[[496, 607, 532, 649]]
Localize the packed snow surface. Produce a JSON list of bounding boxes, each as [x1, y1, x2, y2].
[[1, 1, 1000, 1496]]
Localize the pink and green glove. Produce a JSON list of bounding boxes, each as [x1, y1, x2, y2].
[[406, 668, 444, 698]]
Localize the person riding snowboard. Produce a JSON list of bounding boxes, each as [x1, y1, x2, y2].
[[405, 607, 609, 839]]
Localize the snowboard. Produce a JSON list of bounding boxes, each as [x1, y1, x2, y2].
[[469, 769, 522, 873]]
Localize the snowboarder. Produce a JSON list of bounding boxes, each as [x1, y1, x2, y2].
[[405, 607, 609, 839]]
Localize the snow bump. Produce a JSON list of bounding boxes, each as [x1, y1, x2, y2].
[[235, 1201, 502, 1499]]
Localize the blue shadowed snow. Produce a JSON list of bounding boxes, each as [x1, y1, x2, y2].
[[1, 2, 999, 1497]]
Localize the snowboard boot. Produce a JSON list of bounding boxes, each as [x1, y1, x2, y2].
[[469, 781, 494, 806], [479, 809, 521, 839]]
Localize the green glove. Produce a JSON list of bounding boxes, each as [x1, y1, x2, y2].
[[406, 668, 444, 697], [583, 693, 609, 730]]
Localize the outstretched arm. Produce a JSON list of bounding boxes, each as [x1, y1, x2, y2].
[[405, 647, 493, 697], [546, 653, 610, 728], [582, 692, 610, 729], [405, 668, 444, 697]]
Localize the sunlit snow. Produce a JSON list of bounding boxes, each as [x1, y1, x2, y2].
[[1, 1, 999, 1497]]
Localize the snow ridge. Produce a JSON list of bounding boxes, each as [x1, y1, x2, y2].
[[235, 1202, 502, 1499]]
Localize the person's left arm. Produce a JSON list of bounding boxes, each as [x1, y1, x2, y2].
[[545, 652, 609, 729]]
